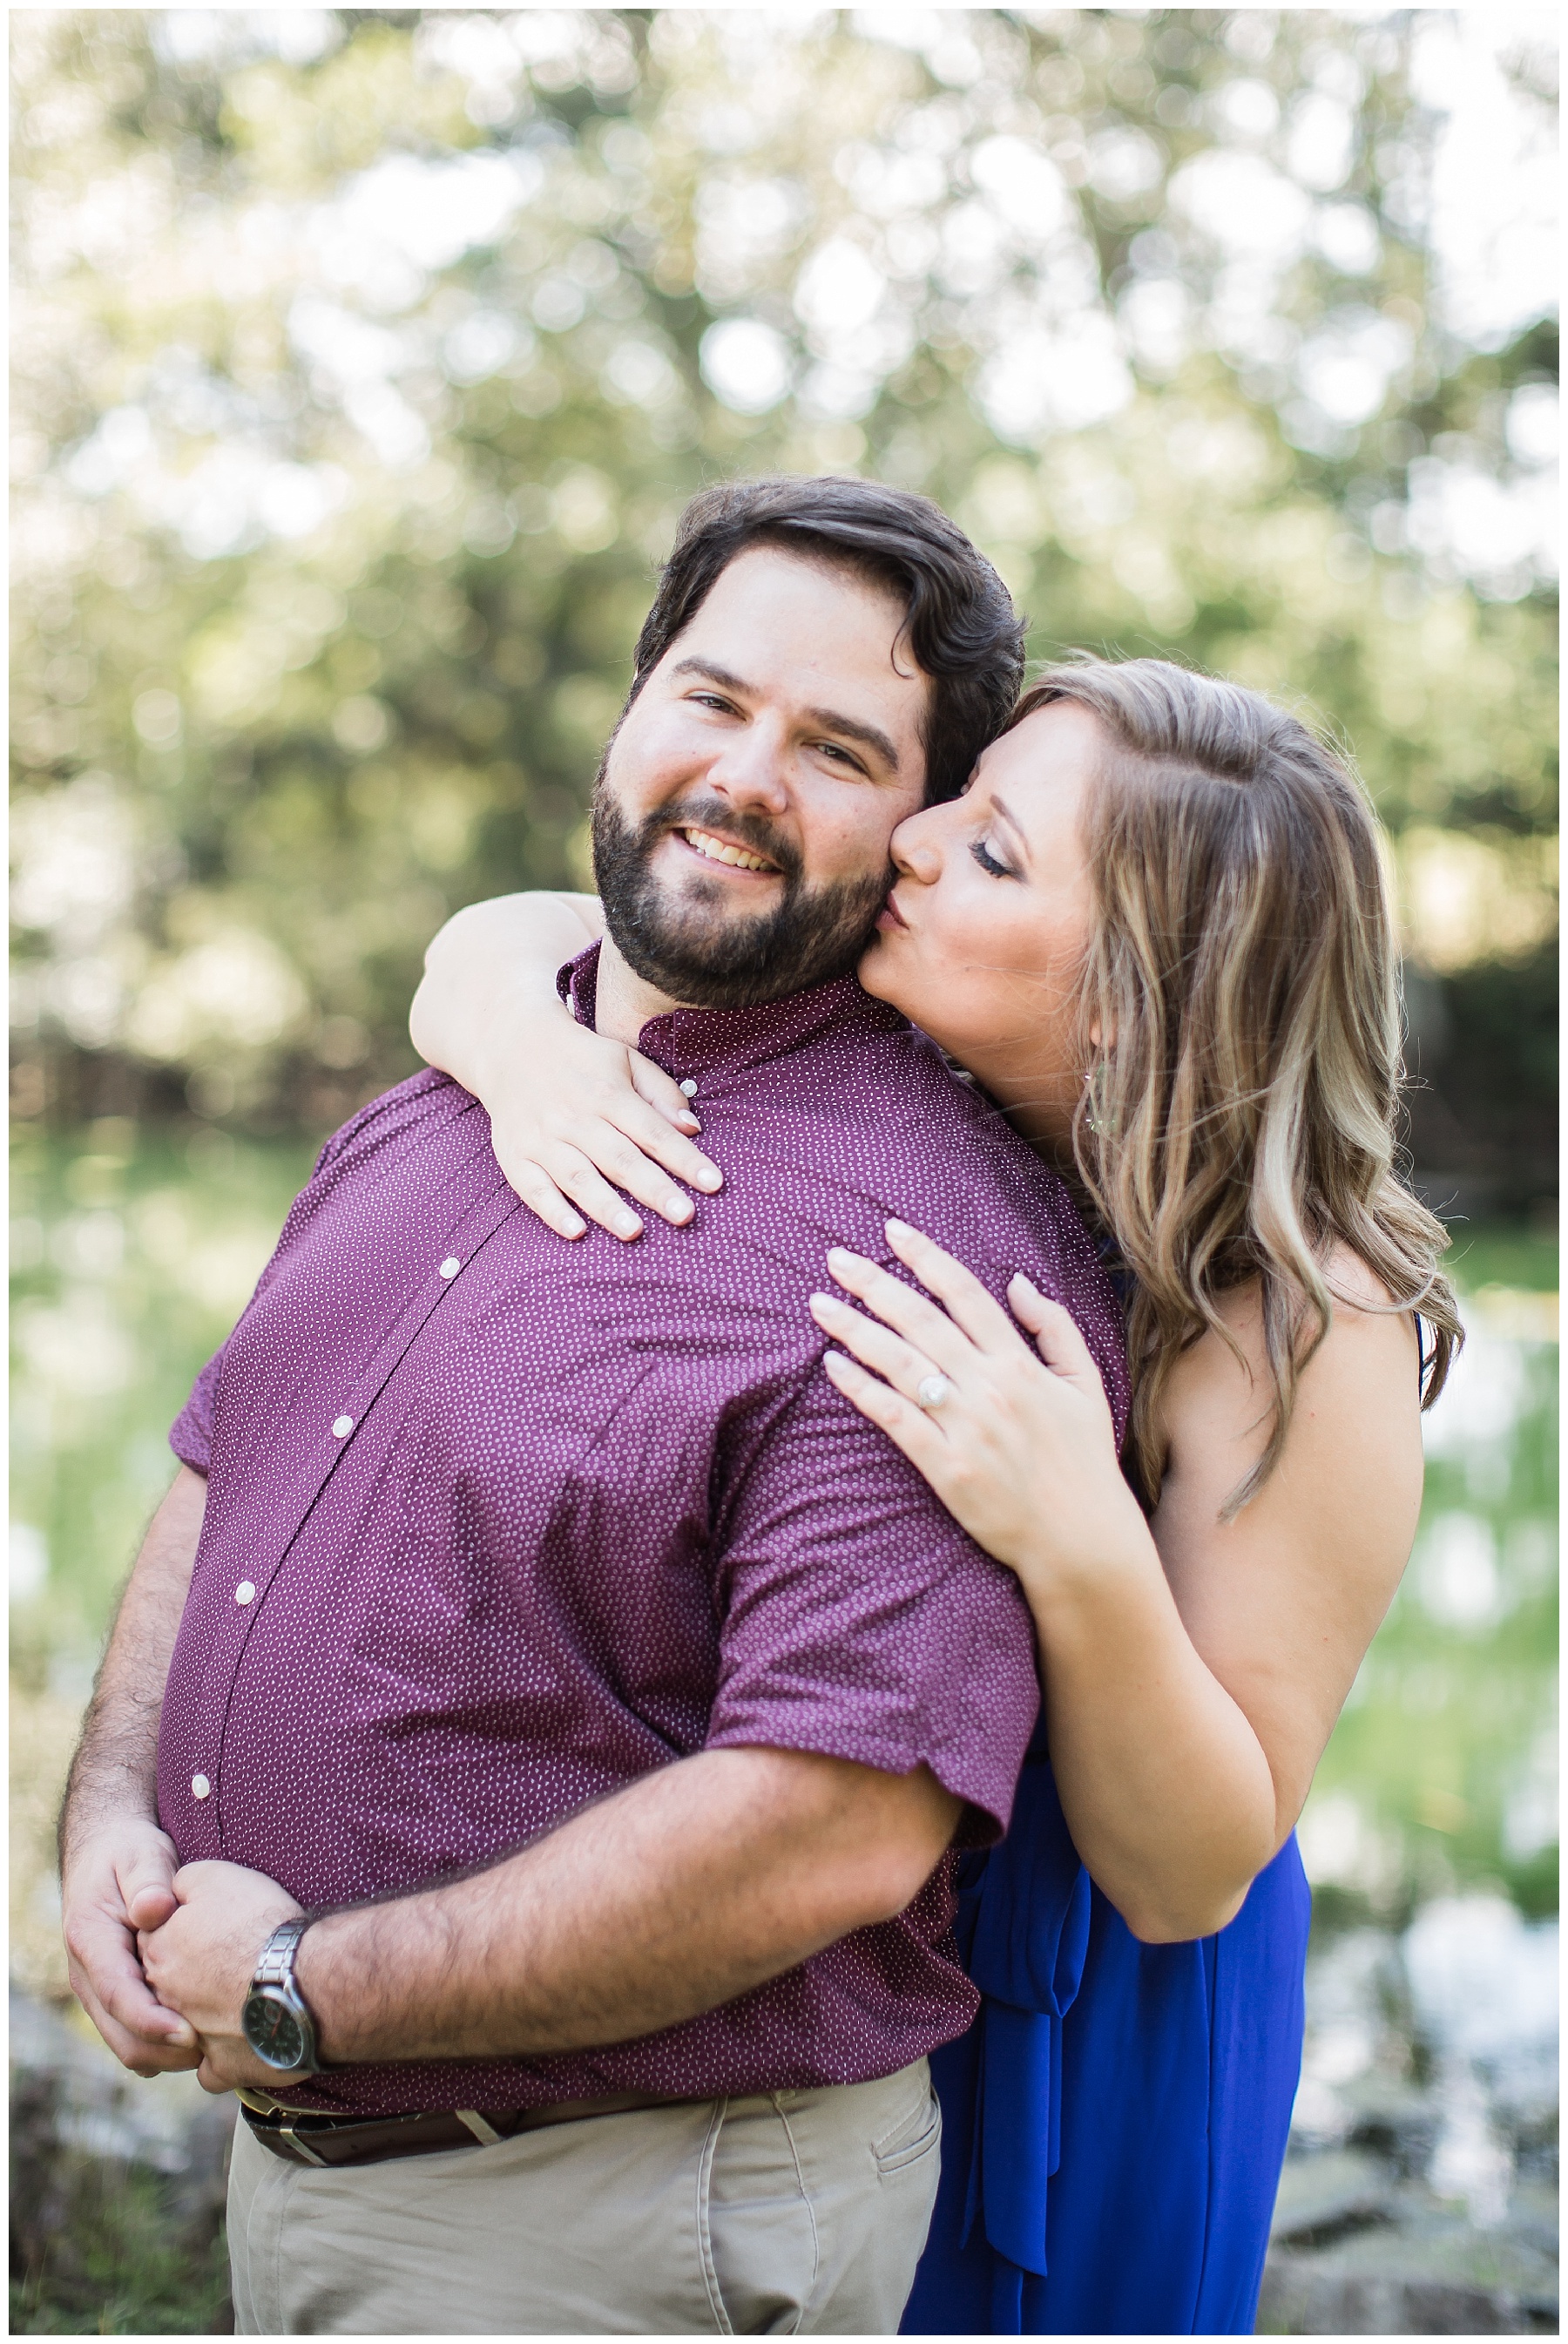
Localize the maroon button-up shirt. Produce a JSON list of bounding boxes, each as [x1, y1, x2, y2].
[[160, 950, 1129, 2117]]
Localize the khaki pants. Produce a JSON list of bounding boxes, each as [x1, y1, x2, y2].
[[227, 2061, 941, 2334]]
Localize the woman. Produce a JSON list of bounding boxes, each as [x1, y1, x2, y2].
[[409, 655, 1459, 2334]]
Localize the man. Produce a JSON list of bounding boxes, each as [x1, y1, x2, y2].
[[61, 477, 1130, 2334]]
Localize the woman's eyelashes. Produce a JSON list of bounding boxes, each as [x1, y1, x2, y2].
[[969, 835, 1017, 879]]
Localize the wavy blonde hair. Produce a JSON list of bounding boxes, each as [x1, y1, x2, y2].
[[1012, 655, 1462, 1516]]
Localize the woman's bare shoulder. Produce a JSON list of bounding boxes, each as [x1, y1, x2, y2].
[[1155, 1247, 1424, 1723], [1160, 1248, 1419, 1494]]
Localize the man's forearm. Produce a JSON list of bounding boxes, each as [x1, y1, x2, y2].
[[60, 1465, 208, 2074], [59, 1466, 206, 1863], [297, 1745, 958, 2065]]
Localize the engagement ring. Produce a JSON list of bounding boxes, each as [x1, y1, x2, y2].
[[916, 1373, 951, 1410]]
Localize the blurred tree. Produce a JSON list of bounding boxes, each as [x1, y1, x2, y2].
[[10, 7, 1557, 1203]]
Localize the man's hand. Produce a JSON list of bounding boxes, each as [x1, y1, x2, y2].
[[139, 1860, 304, 2093], [62, 1819, 200, 2076], [57, 1467, 208, 2073]]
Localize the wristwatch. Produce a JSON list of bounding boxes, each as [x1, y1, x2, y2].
[[241, 1917, 321, 2075]]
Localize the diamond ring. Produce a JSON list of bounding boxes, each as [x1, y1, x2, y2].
[[916, 1373, 951, 1411]]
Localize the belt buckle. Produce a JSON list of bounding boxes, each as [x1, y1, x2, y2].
[[237, 2085, 303, 2117], [237, 2084, 332, 2166]]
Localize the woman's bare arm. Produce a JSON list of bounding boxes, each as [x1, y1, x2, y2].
[[814, 1227, 1423, 1942], [1148, 1258, 1423, 1843], [412, 891, 605, 1085], [411, 892, 721, 1238]]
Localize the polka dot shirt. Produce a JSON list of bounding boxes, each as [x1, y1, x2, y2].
[[160, 949, 1130, 2117]]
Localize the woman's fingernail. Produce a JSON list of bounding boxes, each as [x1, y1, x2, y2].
[[809, 1291, 840, 1312], [668, 1197, 694, 1223], [677, 1112, 700, 1131], [564, 1217, 586, 1238], [886, 1217, 912, 1240], [827, 1246, 864, 1269], [697, 1168, 722, 1191], [615, 1212, 640, 1238]]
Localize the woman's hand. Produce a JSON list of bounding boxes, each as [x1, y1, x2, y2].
[[412, 890, 724, 1242], [809, 1217, 1146, 1595], [484, 1017, 723, 1243]]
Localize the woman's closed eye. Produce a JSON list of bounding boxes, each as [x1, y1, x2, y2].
[[969, 836, 1017, 879]]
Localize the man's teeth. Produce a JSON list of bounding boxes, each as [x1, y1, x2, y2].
[[681, 826, 776, 873]]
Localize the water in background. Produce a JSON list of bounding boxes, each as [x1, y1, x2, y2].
[[1265, 1250, 1558, 2332], [9, 1125, 1559, 2332], [1301, 1263, 1558, 1926]]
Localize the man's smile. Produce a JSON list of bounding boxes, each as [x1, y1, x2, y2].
[[673, 824, 783, 877]]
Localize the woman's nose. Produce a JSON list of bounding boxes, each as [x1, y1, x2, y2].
[[889, 808, 943, 883]]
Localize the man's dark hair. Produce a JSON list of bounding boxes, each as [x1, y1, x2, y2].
[[628, 476, 1026, 802]]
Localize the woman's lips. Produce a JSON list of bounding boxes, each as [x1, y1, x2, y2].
[[875, 890, 909, 932]]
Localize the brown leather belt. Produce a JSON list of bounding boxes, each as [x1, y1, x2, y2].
[[237, 2087, 686, 2169]]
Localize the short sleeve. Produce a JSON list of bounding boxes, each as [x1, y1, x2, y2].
[[169, 1344, 226, 1475], [706, 1367, 1041, 1843]]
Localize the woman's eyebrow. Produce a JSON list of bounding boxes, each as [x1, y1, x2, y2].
[[988, 793, 1032, 865]]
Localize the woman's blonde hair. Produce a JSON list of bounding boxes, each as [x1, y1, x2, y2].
[[1012, 655, 1462, 1516]]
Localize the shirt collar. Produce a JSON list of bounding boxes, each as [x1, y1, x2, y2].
[[556, 939, 907, 1081]]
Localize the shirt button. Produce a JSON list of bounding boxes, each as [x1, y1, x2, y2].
[[332, 1415, 354, 1438], [234, 1581, 256, 1606], [191, 1773, 211, 1800], [679, 1079, 698, 1098], [439, 1257, 460, 1279]]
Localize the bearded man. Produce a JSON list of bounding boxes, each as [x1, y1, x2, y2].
[[59, 477, 1123, 2334]]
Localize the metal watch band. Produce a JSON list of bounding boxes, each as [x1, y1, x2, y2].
[[253, 1915, 312, 1992], [245, 1914, 322, 2075]]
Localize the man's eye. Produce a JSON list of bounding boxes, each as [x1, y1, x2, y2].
[[970, 838, 1014, 877]]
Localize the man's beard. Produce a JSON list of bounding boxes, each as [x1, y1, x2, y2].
[[591, 786, 890, 1011]]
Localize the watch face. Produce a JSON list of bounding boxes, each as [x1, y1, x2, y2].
[[244, 1988, 307, 2072]]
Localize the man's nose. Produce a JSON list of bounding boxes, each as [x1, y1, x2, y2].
[[706, 720, 791, 817]]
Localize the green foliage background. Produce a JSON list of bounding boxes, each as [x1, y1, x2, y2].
[[10, 7, 1558, 1199], [7, 24, 1558, 2330]]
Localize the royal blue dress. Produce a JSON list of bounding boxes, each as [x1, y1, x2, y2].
[[903, 1723, 1310, 2336]]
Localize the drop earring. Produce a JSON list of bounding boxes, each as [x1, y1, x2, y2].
[[1085, 1056, 1118, 1138]]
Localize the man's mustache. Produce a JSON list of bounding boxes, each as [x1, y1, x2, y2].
[[646, 794, 803, 884]]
